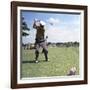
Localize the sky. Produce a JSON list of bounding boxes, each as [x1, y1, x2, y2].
[[21, 10, 81, 44]]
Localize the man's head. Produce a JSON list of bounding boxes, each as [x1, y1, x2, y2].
[[34, 19, 46, 27], [34, 19, 40, 27], [40, 20, 46, 26]]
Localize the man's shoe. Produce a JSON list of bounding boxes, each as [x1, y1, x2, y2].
[[46, 59, 49, 62], [35, 60, 39, 63]]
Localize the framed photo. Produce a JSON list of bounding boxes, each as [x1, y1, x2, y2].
[[11, 1, 88, 89]]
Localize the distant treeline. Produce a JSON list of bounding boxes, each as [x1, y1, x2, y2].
[[22, 41, 79, 50], [47, 41, 79, 47]]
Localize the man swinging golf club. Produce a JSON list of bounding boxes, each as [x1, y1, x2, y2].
[[33, 19, 48, 63]]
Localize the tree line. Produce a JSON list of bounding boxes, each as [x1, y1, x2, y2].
[[22, 41, 79, 50], [47, 42, 79, 47]]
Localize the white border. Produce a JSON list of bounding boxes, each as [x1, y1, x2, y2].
[[17, 7, 84, 84]]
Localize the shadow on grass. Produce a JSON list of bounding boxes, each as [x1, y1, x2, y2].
[[22, 60, 35, 63], [22, 60, 48, 63]]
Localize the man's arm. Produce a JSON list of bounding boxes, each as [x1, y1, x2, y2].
[[33, 21, 37, 29]]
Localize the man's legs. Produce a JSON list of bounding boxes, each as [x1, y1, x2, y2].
[[35, 41, 48, 62], [43, 49, 48, 61], [41, 42, 48, 61], [35, 44, 39, 63]]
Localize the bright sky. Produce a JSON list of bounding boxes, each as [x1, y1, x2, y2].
[[21, 10, 81, 44]]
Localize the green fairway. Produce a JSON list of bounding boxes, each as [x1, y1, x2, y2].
[[21, 46, 79, 78]]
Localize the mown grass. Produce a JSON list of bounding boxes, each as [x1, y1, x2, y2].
[[21, 46, 79, 78]]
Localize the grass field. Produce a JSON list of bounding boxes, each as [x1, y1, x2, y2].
[[21, 46, 79, 78]]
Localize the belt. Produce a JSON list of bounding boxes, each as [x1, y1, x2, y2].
[[36, 38, 45, 43]]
